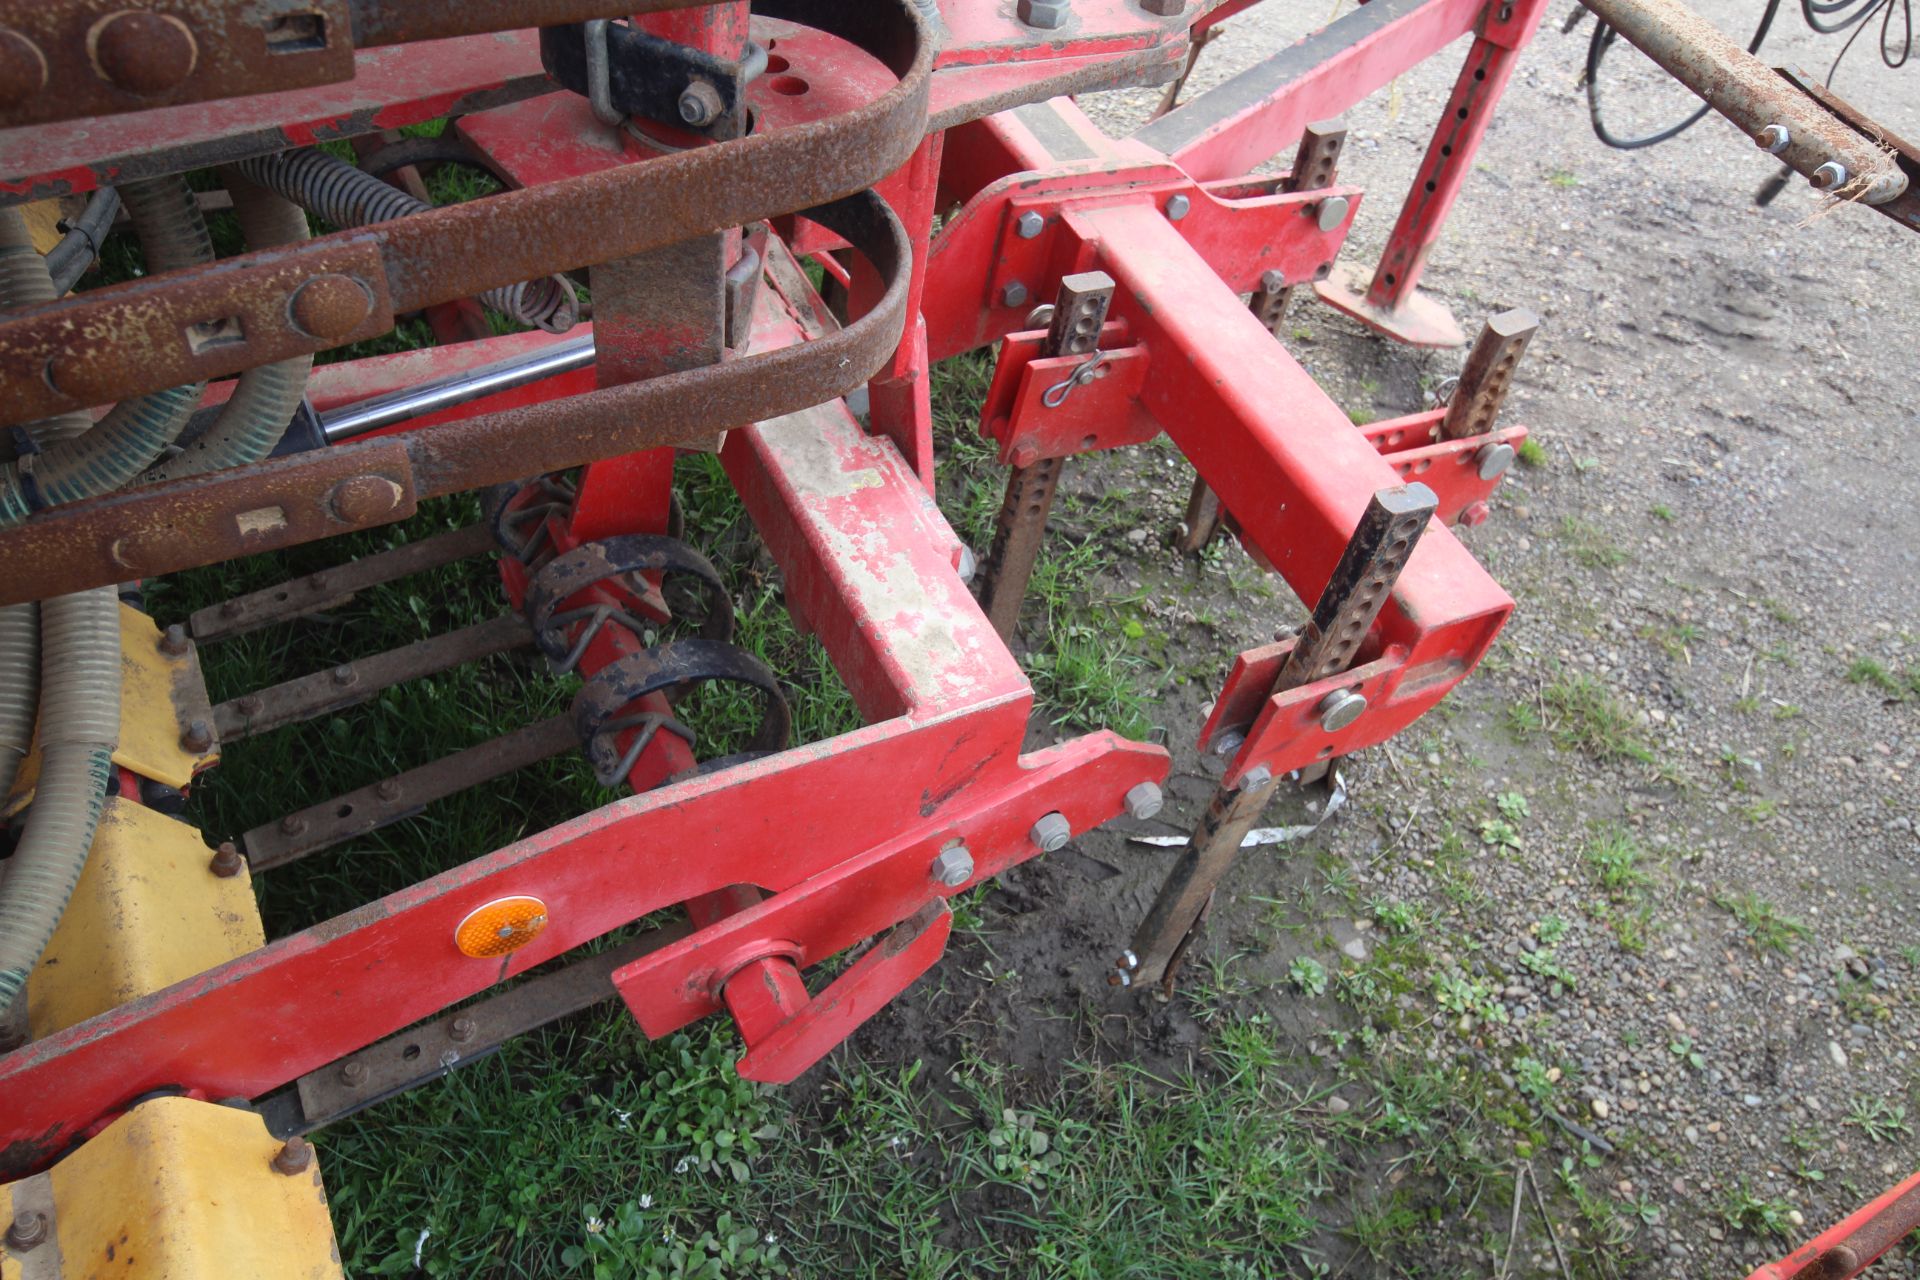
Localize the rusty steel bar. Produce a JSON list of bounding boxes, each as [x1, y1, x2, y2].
[[0, 189, 911, 607], [242, 716, 578, 870], [975, 271, 1114, 640], [214, 613, 532, 741], [1578, 0, 1907, 203], [1130, 484, 1439, 987], [0, 0, 931, 428], [1439, 307, 1537, 441], [189, 524, 495, 642]]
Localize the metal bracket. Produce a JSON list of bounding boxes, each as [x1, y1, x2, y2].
[[539, 21, 758, 139]]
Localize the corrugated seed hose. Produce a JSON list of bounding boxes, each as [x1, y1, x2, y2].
[[0, 204, 126, 1033], [143, 170, 316, 483], [235, 146, 580, 333], [0, 589, 120, 1023], [0, 176, 215, 526]]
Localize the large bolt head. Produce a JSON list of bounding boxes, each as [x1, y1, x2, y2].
[[1030, 812, 1071, 852], [0, 29, 48, 109], [678, 80, 724, 126], [91, 10, 198, 96], [288, 273, 371, 340], [929, 844, 975, 888], [1124, 781, 1164, 820], [1318, 688, 1367, 733], [1001, 280, 1030, 308], [1316, 195, 1351, 233], [1016, 210, 1045, 239], [1017, 0, 1070, 29], [1164, 193, 1191, 221], [1476, 441, 1515, 482]]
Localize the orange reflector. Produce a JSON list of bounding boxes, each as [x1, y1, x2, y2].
[[454, 895, 550, 958]]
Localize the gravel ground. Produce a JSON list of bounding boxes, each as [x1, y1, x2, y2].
[[1058, 2, 1920, 1274]]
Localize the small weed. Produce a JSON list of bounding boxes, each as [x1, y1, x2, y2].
[[1547, 168, 1580, 188], [1370, 897, 1423, 936], [1721, 1187, 1797, 1238], [1516, 437, 1548, 468], [1517, 948, 1577, 989], [1496, 791, 1530, 822], [1668, 1036, 1705, 1071], [1558, 517, 1630, 569], [1525, 675, 1658, 766], [1536, 914, 1568, 945], [1715, 891, 1809, 953], [1290, 955, 1329, 997], [1585, 826, 1651, 896], [981, 1108, 1072, 1189], [1513, 1056, 1557, 1102], [1845, 657, 1901, 694], [1477, 817, 1521, 850], [1843, 1097, 1912, 1144], [1649, 503, 1675, 522]]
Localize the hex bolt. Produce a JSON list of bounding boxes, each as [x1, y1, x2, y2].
[[339, 1061, 370, 1088], [1316, 195, 1351, 232], [271, 1136, 313, 1176], [1015, 210, 1046, 239], [1318, 688, 1367, 732], [449, 1015, 476, 1043], [158, 622, 191, 657], [235, 695, 264, 717], [218, 599, 244, 619], [678, 80, 724, 127], [1124, 781, 1164, 820], [1030, 811, 1071, 852], [1209, 728, 1246, 757], [1001, 280, 1030, 308], [330, 664, 358, 687], [928, 843, 975, 888], [375, 778, 402, 802], [1017, 0, 1069, 29], [309, 572, 331, 593], [1756, 123, 1791, 154], [1164, 193, 1191, 221], [1240, 764, 1273, 791], [5, 1209, 48, 1251], [279, 814, 308, 837], [955, 544, 978, 583], [208, 841, 244, 878], [180, 719, 213, 753], [1475, 441, 1516, 481], [1259, 267, 1286, 294], [1810, 161, 1849, 192]]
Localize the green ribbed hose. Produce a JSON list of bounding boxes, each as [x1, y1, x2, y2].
[[144, 171, 314, 484], [0, 603, 36, 800], [0, 588, 119, 1022], [0, 176, 214, 526]]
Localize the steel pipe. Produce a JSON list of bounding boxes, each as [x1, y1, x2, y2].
[[322, 334, 597, 441]]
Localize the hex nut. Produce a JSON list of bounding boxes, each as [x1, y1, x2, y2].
[[340, 1061, 370, 1087], [1017, 0, 1070, 29], [1810, 161, 1849, 191], [1030, 811, 1071, 852], [159, 622, 191, 657], [449, 1015, 477, 1043], [1164, 193, 1191, 221], [1317, 688, 1367, 732], [678, 80, 724, 127], [5, 1209, 48, 1251], [929, 843, 975, 888], [1016, 210, 1046, 239], [1476, 441, 1516, 481], [209, 841, 244, 878], [181, 719, 213, 754], [1124, 781, 1164, 820], [271, 1136, 313, 1175], [1756, 123, 1790, 154], [1240, 764, 1273, 790]]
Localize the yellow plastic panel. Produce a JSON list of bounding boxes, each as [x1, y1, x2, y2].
[[6, 605, 217, 815], [27, 799, 264, 1038], [0, 1096, 341, 1279]]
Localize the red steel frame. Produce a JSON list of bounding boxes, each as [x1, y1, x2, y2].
[[2, 0, 1567, 1173]]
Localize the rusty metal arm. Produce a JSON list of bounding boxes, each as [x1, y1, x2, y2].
[[1578, 0, 1908, 203], [0, 189, 912, 606]]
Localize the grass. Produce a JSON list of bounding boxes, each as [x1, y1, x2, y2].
[[1515, 437, 1548, 468], [1584, 826, 1650, 896], [1557, 518, 1629, 570], [1511, 674, 1659, 768], [1714, 891, 1809, 954]]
